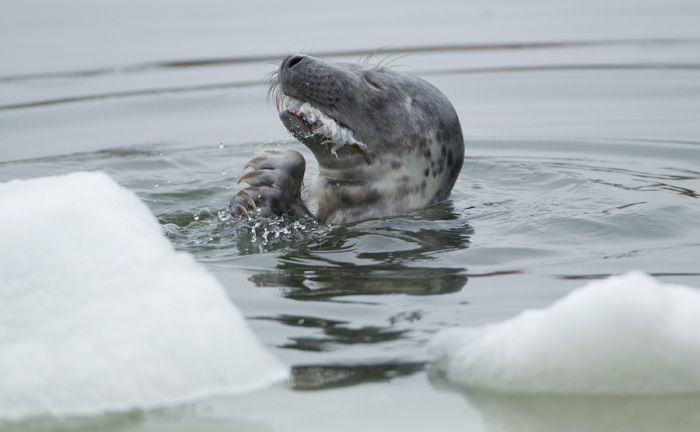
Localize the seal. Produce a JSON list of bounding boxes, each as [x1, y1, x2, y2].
[[230, 54, 464, 224]]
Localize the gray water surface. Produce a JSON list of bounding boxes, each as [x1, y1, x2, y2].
[[2, 1, 700, 431]]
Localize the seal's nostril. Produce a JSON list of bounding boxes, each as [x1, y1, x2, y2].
[[287, 55, 305, 69]]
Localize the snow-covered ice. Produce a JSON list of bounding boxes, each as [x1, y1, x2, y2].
[[0, 172, 288, 421], [430, 272, 700, 395]]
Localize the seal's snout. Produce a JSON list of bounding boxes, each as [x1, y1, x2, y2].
[[282, 54, 307, 71]]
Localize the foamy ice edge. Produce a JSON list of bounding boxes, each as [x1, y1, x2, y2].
[[428, 271, 700, 395], [0, 171, 289, 422], [282, 96, 368, 158]]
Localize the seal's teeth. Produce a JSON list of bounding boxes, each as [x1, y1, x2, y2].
[[280, 95, 295, 113]]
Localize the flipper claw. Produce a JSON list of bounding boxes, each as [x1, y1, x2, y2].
[[230, 149, 309, 219]]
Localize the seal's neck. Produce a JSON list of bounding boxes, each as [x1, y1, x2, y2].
[[317, 164, 372, 183]]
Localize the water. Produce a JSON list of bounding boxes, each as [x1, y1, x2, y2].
[[2, 1, 700, 430]]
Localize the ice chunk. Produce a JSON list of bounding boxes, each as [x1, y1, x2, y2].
[[430, 272, 700, 394], [0, 172, 288, 421]]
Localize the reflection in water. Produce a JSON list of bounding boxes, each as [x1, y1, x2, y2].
[[253, 315, 408, 352], [251, 267, 468, 300], [248, 203, 473, 300], [291, 362, 425, 391], [430, 371, 700, 432], [461, 391, 700, 432], [0, 411, 269, 432]]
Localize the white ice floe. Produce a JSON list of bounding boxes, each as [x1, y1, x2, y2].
[[430, 272, 700, 395], [0, 172, 288, 421]]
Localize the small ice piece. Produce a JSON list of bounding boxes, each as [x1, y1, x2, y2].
[[429, 272, 700, 395], [0, 172, 288, 421]]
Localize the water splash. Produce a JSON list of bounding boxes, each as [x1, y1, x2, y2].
[[161, 208, 329, 255], [236, 213, 328, 254]]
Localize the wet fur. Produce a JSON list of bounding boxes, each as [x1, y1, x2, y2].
[[263, 55, 464, 224]]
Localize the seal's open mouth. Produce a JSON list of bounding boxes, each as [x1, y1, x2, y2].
[[280, 96, 371, 164]]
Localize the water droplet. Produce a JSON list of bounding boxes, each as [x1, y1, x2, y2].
[[217, 209, 231, 221]]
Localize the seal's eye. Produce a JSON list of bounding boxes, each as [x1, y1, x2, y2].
[[364, 73, 382, 90]]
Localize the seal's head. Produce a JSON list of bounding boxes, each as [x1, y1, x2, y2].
[[271, 54, 464, 224]]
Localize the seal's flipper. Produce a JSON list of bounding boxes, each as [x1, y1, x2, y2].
[[230, 149, 312, 219]]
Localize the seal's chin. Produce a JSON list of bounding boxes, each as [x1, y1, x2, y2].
[[279, 96, 371, 165]]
